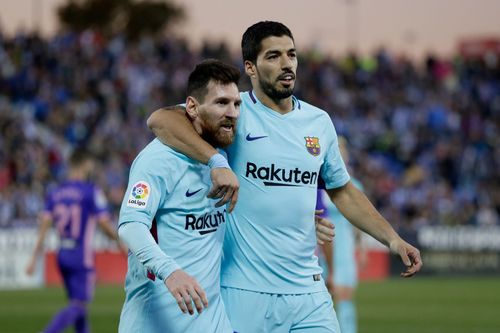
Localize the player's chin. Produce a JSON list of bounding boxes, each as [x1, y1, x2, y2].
[[215, 130, 235, 148], [275, 85, 294, 98]]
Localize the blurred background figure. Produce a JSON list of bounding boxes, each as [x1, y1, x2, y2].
[[25, 148, 124, 333], [317, 136, 368, 333], [0, 0, 496, 233]]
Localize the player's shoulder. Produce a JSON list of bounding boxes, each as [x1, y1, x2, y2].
[[135, 139, 181, 160], [296, 97, 330, 117], [77, 182, 105, 204], [132, 139, 192, 173], [234, 91, 252, 122], [71, 180, 96, 197], [45, 183, 59, 201], [84, 181, 103, 194], [239, 91, 252, 107], [295, 97, 334, 128]]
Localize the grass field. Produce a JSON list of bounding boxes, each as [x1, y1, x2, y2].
[[1, 276, 499, 333]]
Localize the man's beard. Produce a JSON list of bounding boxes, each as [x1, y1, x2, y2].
[[256, 66, 296, 102], [259, 77, 294, 101], [201, 119, 236, 148]]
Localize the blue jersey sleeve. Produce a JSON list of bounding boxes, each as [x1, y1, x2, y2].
[[118, 222, 180, 281], [119, 151, 170, 229]]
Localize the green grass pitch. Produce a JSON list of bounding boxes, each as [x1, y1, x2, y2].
[[1, 276, 499, 332]]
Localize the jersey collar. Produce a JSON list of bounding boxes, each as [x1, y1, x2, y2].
[[248, 90, 301, 111]]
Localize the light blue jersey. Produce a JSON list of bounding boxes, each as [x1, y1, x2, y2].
[[323, 178, 364, 287], [221, 91, 350, 294], [118, 139, 232, 333]]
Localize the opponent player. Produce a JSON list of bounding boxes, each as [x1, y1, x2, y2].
[[317, 137, 368, 333], [147, 21, 422, 332], [117, 60, 240, 332], [26, 148, 123, 333]]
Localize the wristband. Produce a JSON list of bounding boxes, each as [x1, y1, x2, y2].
[[208, 153, 230, 169]]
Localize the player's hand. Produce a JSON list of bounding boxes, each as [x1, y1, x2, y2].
[[208, 168, 239, 213], [25, 257, 36, 276], [389, 238, 423, 277], [164, 269, 208, 315], [315, 210, 334, 245]]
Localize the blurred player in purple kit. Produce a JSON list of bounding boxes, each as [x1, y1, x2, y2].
[[26, 148, 124, 333]]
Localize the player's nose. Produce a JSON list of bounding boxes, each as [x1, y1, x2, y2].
[[280, 54, 294, 70], [225, 103, 239, 119]]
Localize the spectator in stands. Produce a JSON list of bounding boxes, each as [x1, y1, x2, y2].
[[0, 29, 498, 229]]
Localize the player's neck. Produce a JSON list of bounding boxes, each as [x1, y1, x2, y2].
[[68, 169, 87, 181], [253, 88, 293, 115], [191, 119, 204, 139]]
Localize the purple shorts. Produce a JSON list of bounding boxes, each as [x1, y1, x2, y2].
[[58, 251, 96, 302]]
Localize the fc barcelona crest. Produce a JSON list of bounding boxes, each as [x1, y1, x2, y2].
[[304, 136, 321, 156]]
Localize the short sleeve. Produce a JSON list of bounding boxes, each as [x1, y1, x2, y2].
[[118, 154, 169, 229]]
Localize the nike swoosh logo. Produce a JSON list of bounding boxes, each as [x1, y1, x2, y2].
[[185, 188, 203, 197], [246, 133, 268, 141]]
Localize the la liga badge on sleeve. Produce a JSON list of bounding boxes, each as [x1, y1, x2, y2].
[[127, 181, 151, 208]]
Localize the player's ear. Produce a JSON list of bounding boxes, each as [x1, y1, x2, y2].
[[244, 60, 257, 78], [185, 96, 199, 120]]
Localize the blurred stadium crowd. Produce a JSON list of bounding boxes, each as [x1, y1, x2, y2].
[[0, 30, 498, 230]]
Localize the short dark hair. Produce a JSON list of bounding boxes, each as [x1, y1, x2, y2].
[[187, 59, 240, 102], [241, 21, 294, 63], [69, 148, 93, 167]]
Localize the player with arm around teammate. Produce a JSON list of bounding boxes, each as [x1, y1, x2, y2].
[[26, 148, 124, 333], [147, 21, 422, 333], [117, 59, 241, 333]]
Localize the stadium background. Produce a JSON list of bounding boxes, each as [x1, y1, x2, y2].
[[0, 0, 499, 332]]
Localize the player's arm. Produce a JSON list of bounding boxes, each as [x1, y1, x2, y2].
[[97, 215, 118, 240], [147, 106, 218, 164], [118, 222, 208, 315], [26, 214, 52, 275], [326, 181, 422, 277], [97, 215, 128, 254], [147, 107, 239, 212]]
